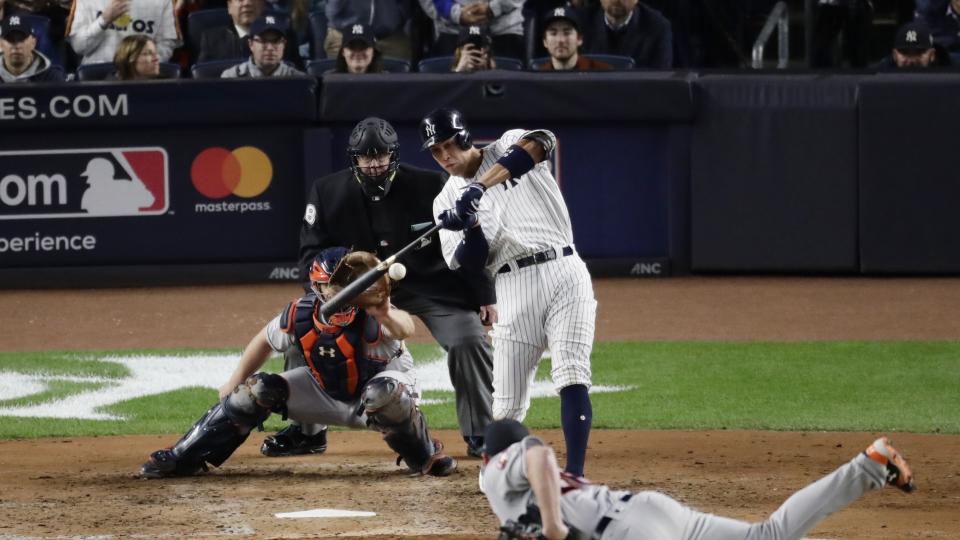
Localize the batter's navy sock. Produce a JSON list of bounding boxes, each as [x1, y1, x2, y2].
[[560, 384, 592, 476]]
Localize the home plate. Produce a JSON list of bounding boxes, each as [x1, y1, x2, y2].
[[275, 509, 377, 519]]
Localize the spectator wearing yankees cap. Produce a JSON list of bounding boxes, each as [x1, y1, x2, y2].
[[874, 21, 952, 69], [0, 15, 63, 82], [451, 24, 495, 72], [539, 6, 612, 71], [198, 0, 302, 68], [418, 0, 524, 58], [324, 0, 411, 61], [221, 14, 306, 77], [329, 23, 385, 74]]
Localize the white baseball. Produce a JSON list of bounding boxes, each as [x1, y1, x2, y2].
[[388, 262, 407, 280]]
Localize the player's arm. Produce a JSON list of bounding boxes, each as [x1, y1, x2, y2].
[[525, 445, 570, 540], [365, 298, 415, 340], [475, 136, 547, 190], [219, 325, 276, 399]]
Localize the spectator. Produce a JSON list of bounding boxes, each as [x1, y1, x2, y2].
[[112, 34, 163, 79], [451, 24, 495, 72], [66, 0, 181, 64], [875, 21, 953, 69], [221, 14, 305, 76], [198, 0, 301, 67], [915, 0, 960, 52], [539, 6, 612, 70], [329, 22, 384, 73], [325, 0, 410, 60], [811, 0, 873, 68], [420, 0, 524, 58], [584, 0, 672, 68], [3, 0, 70, 55], [0, 15, 63, 81]]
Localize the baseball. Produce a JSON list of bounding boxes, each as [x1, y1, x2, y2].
[[388, 262, 407, 281]]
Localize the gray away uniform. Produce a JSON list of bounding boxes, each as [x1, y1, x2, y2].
[[481, 436, 892, 540]]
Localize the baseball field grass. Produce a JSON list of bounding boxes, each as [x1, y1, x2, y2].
[[1, 341, 958, 439]]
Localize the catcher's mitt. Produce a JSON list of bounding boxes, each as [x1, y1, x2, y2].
[[327, 250, 391, 309]]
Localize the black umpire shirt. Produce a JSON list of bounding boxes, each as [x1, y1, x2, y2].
[[299, 163, 495, 310]]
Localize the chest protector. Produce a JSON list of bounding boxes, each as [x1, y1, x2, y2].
[[282, 294, 387, 402]]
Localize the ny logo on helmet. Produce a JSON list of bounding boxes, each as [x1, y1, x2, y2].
[[317, 346, 336, 358]]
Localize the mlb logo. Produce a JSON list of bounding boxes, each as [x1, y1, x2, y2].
[[0, 147, 169, 220]]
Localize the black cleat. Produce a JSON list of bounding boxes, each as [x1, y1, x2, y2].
[[139, 449, 205, 479], [261, 425, 328, 457]]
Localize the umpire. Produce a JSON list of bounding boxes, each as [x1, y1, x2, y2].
[[263, 117, 495, 458]]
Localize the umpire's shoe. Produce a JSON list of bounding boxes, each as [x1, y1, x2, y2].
[[261, 424, 328, 457], [464, 436, 484, 459], [865, 437, 916, 493]]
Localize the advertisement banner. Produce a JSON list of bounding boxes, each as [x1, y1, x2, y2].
[[0, 127, 304, 268]]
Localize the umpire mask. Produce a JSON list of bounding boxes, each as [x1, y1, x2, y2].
[[348, 117, 401, 201]]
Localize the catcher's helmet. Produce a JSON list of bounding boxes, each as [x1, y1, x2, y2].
[[419, 108, 472, 151], [348, 117, 400, 200], [309, 246, 357, 326]]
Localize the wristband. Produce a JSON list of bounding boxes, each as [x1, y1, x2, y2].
[[495, 144, 536, 179]]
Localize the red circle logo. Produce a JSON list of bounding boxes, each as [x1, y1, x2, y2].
[[191, 147, 272, 199]]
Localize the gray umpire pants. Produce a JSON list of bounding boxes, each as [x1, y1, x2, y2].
[[284, 297, 494, 440]]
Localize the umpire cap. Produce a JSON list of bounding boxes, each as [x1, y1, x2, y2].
[[483, 419, 530, 456], [419, 107, 471, 150]]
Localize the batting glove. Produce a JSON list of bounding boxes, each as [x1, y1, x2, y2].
[[437, 208, 478, 230], [455, 182, 486, 219]]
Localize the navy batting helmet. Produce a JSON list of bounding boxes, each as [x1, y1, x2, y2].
[[483, 419, 530, 457], [419, 108, 472, 151], [348, 117, 400, 200]]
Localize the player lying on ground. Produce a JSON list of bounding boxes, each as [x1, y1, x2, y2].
[[140, 247, 457, 478], [480, 419, 915, 540]]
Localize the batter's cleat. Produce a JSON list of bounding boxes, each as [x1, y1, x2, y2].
[[421, 439, 457, 477], [865, 437, 916, 493], [260, 425, 328, 457], [139, 449, 206, 479]]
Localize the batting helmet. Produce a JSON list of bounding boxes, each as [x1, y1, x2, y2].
[[309, 246, 357, 326], [348, 117, 400, 200], [419, 108, 472, 151], [483, 419, 530, 457]]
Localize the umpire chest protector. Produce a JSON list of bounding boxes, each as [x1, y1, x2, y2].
[[281, 295, 387, 402]]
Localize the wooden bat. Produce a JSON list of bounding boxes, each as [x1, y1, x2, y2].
[[319, 222, 442, 320]]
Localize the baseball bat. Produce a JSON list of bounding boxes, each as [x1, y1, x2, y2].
[[319, 222, 442, 319]]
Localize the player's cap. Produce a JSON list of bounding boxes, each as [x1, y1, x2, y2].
[[483, 419, 530, 456], [250, 15, 289, 39], [343, 23, 376, 48], [894, 21, 934, 52], [541, 6, 581, 34], [457, 24, 492, 49], [0, 16, 35, 42]]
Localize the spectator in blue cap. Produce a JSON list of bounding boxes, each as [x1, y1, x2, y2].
[[0, 15, 63, 81], [221, 14, 305, 77], [539, 6, 612, 71]]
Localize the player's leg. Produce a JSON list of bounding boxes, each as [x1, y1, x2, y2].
[[489, 270, 549, 421], [261, 346, 329, 457], [396, 294, 494, 457], [140, 372, 288, 478], [544, 257, 597, 476], [680, 438, 915, 540], [360, 370, 457, 476]]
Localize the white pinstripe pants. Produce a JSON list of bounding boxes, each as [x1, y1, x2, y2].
[[489, 251, 596, 421]]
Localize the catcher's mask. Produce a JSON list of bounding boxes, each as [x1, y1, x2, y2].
[[309, 246, 357, 327], [348, 117, 400, 201]]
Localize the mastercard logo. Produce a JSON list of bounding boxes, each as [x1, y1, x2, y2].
[[190, 147, 273, 199]]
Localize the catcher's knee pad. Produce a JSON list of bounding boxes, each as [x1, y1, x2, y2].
[[362, 376, 452, 475], [224, 372, 289, 426], [167, 400, 251, 471]]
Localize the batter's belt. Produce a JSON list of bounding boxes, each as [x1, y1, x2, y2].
[[498, 245, 573, 274], [594, 493, 633, 539]]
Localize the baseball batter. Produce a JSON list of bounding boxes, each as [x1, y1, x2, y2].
[[139, 247, 456, 479], [421, 108, 596, 476], [480, 420, 917, 540]]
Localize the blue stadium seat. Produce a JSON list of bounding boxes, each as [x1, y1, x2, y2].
[[529, 54, 634, 70], [187, 9, 232, 55], [307, 11, 328, 59], [493, 56, 524, 70], [418, 56, 522, 72], [308, 57, 410, 75], [191, 59, 242, 79], [76, 62, 181, 80]]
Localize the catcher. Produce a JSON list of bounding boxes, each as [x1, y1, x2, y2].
[[140, 247, 457, 478], [482, 420, 915, 540]]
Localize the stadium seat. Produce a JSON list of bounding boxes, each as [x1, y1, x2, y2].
[[417, 56, 523, 72], [76, 62, 182, 80], [191, 59, 242, 79], [382, 57, 411, 72], [308, 57, 410, 75], [493, 56, 524, 70], [186, 9, 232, 54]]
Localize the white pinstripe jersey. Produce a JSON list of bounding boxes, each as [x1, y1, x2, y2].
[[433, 129, 574, 276]]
